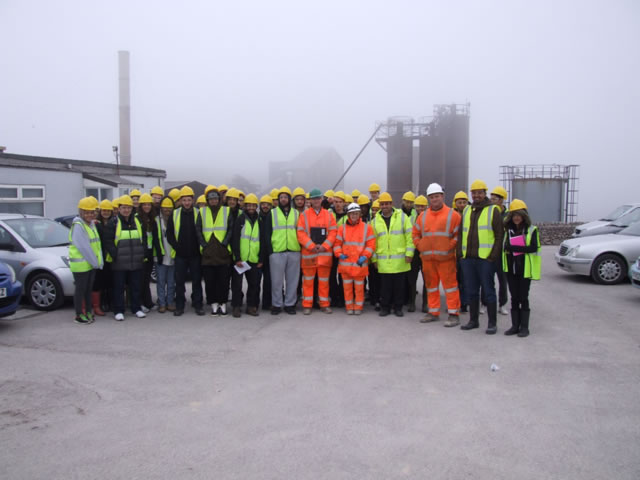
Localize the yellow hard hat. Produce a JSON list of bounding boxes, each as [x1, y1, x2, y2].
[[204, 185, 218, 196], [119, 195, 134, 207], [453, 191, 469, 202], [324, 189, 335, 198], [99, 199, 113, 210], [369, 183, 381, 193], [357, 194, 370, 206], [414, 195, 428, 206], [226, 187, 240, 199], [491, 186, 508, 199], [292, 187, 306, 198], [305, 193, 310, 199], [169, 188, 181, 202], [77, 197, 94, 210], [260, 194, 273, 204], [237, 190, 245, 198], [402, 191, 416, 202], [378, 192, 393, 203], [112, 198, 120, 208], [333, 190, 346, 201], [218, 184, 229, 192], [509, 199, 528, 211], [196, 195, 206, 204], [161, 197, 174, 209], [470, 179, 488, 191], [151, 186, 164, 196], [351, 189, 361, 197], [244, 193, 259, 205], [139, 193, 153, 204], [180, 186, 195, 198], [372, 199, 380, 208], [86, 195, 98, 207], [279, 186, 292, 196], [129, 189, 141, 197], [345, 194, 354, 204], [270, 188, 279, 198]]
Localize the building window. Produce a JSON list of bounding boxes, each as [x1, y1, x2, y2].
[[0, 184, 45, 216], [85, 187, 112, 201]]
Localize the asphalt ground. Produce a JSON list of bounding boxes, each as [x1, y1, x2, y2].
[[1, 246, 639, 480]]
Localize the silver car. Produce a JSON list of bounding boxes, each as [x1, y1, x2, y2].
[[556, 221, 640, 284], [0, 214, 74, 310], [572, 203, 640, 237]]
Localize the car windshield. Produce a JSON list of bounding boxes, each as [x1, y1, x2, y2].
[[611, 208, 640, 228], [5, 218, 71, 248], [600, 205, 631, 221], [619, 222, 640, 237]]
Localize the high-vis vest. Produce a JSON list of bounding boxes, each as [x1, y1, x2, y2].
[[200, 206, 231, 253], [297, 208, 336, 267], [239, 217, 261, 263], [414, 205, 460, 262], [461, 204, 498, 259], [371, 208, 414, 274], [334, 220, 376, 277], [68, 220, 102, 272], [171, 207, 200, 258], [106, 217, 143, 263], [271, 208, 300, 253], [502, 226, 541, 280]]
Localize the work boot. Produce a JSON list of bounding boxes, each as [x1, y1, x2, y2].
[[444, 315, 460, 327], [303, 308, 312, 315], [379, 309, 390, 317], [271, 307, 281, 315], [504, 308, 521, 336], [347, 309, 354, 315], [486, 302, 497, 335], [247, 306, 259, 316], [518, 309, 530, 337], [461, 299, 480, 330], [321, 307, 332, 314], [394, 309, 404, 317], [232, 306, 241, 318], [407, 301, 416, 313], [354, 310, 362, 315], [91, 292, 105, 316], [420, 313, 439, 323], [167, 304, 176, 312]]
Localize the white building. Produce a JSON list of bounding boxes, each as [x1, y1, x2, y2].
[[0, 152, 166, 218]]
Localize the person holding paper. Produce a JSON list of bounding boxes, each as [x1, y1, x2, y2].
[[502, 199, 541, 337]]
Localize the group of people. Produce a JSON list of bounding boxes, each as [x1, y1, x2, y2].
[[68, 180, 541, 337]]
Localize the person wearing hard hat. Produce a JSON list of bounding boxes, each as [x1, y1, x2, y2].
[[490, 186, 510, 316], [401, 191, 420, 312], [322, 189, 334, 210], [230, 193, 263, 317], [218, 184, 229, 205], [153, 197, 176, 313], [270, 188, 279, 208], [94, 199, 114, 315], [238, 191, 245, 209], [333, 202, 376, 315], [196, 194, 206, 210], [413, 194, 429, 312], [259, 194, 274, 311], [112, 197, 120, 215], [168, 188, 181, 206], [136, 193, 159, 314], [305, 192, 311, 210], [150, 186, 164, 208], [296, 188, 337, 315], [260, 186, 301, 315], [329, 191, 348, 308], [292, 187, 306, 214], [129, 189, 142, 211], [225, 188, 242, 222], [452, 191, 470, 313], [371, 199, 380, 218], [196, 185, 234, 317], [103, 195, 147, 321], [357, 194, 371, 223], [368, 183, 381, 202], [367, 198, 381, 310], [502, 199, 540, 337], [370, 192, 414, 317], [457, 179, 504, 334], [69, 197, 103, 324], [413, 183, 462, 327], [167, 186, 205, 316]]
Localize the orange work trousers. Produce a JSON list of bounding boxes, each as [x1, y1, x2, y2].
[[302, 266, 331, 308], [342, 273, 366, 312], [422, 259, 460, 316]]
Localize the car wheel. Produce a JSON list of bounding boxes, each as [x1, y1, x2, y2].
[[591, 253, 626, 285], [27, 272, 64, 310]]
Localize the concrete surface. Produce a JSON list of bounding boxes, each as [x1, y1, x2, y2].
[[1, 246, 639, 480]]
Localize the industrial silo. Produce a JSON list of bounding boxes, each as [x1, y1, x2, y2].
[[417, 125, 445, 197], [442, 107, 470, 202], [385, 117, 414, 205]]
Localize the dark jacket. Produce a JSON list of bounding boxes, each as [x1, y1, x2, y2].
[[167, 207, 200, 258], [456, 197, 504, 262], [103, 214, 147, 271], [195, 205, 234, 266], [231, 211, 263, 264], [503, 210, 539, 276]]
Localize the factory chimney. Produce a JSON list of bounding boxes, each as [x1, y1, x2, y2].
[[118, 50, 132, 166]]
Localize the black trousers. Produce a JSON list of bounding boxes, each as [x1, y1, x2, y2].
[[368, 268, 380, 305], [405, 255, 421, 305], [141, 260, 154, 308], [506, 272, 531, 310], [113, 269, 141, 314], [203, 264, 231, 305], [73, 270, 96, 315], [232, 263, 262, 308], [174, 255, 203, 310], [261, 260, 271, 309], [380, 272, 407, 312], [456, 259, 467, 305], [495, 260, 509, 307], [329, 259, 344, 307]]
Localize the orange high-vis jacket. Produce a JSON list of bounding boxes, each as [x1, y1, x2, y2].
[[333, 219, 376, 277], [297, 207, 337, 267], [412, 205, 461, 262]]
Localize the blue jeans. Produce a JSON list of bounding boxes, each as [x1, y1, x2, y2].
[[156, 263, 175, 307], [461, 258, 496, 304]]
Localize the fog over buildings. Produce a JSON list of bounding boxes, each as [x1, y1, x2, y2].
[[1, 0, 638, 220]]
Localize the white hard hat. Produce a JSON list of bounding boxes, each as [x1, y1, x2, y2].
[[426, 183, 444, 196], [346, 202, 361, 213]]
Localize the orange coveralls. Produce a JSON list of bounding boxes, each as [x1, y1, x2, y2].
[[333, 219, 376, 312], [297, 208, 337, 308], [412, 205, 462, 316]]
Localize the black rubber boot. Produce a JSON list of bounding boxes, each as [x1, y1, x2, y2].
[[486, 302, 497, 334], [461, 299, 480, 330], [504, 308, 520, 336], [518, 309, 530, 337]]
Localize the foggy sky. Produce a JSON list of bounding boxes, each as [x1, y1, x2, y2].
[[1, 0, 638, 220]]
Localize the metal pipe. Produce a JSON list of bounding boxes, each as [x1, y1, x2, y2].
[[332, 124, 383, 191]]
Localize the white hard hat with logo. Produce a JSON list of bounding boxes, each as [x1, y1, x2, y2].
[[426, 183, 444, 196]]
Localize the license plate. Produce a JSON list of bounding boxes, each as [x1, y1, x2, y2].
[[0, 288, 6, 298]]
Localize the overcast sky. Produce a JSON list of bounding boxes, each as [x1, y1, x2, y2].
[[1, 0, 638, 220]]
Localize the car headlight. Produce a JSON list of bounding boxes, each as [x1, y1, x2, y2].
[[6, 264, 16, 283], [61, 256, 70, 267], [566, 246, 580, 257]]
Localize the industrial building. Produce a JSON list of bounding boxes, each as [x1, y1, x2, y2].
[[0, 152, 166, 219], [268, 147, 344, 193]]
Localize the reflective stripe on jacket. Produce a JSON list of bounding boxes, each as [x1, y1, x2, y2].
[[297, 208, 337, 267], [239, 217, 260, 263], [333, 220, 376, 277], [68, 220, 102, 272], [171, 207, 200, 258], [412, 205, 461, 262], [502, 225, 541, 280], [271, 208, 300, 253], [371, 208, 414, 274], [461, 204, 497, 259]]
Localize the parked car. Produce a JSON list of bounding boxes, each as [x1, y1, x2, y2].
[[54, 214, 76, 228], [0, 261, 22, 317], [630, 256, 640, 290], [0, 214, 74, 310], [572, 203, 640, 237], [556, 221, 640, 284]]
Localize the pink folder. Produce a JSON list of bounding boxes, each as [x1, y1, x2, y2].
[[510, 234, 525, 256]]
